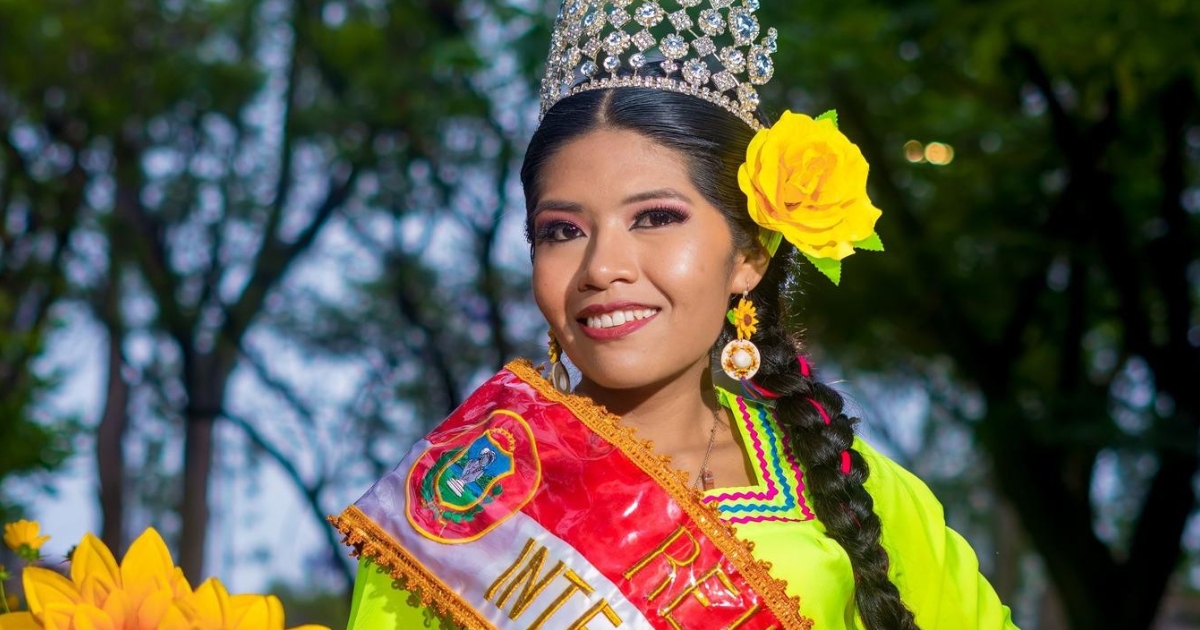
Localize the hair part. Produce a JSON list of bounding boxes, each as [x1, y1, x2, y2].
[[521, 88, 918, 630]]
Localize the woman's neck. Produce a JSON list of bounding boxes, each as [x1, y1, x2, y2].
[[574, 359, 720, 454]]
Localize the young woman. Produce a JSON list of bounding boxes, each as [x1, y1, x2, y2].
[[332, 3, 1020, 629]]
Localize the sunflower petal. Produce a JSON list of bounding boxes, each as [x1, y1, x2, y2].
[[134, 587, 175, 630], [99, 589, 128, 630], [22, 567, 80, 616], [0, 612, 41, 630], [71, 534, 121, 593], [119, 529, 176, 602], [229, 596, 272, 630], [37, 603, 74, 630], [156, 604, 193, 630], [70, 604, 116, 630], [187, 578, 231, 625]]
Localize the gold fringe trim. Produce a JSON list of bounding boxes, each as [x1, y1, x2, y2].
[[507, 359, 813, 630], [329, 505, 492, 630]]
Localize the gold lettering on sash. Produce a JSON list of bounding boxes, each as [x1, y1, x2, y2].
[[622, 526, 701, 601], [661, 565, 739, 630], [488, 538, 567, 619], [566, 600, 623, 629], [528, 569, 593, 629], [487, 538, 624, 628], [486, 538, 537, 601]]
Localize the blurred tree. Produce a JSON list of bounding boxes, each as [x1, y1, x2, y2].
[[12, 0, 1195, 626], [758, 0, 1200, 627], [0, 69, 79, 519], [0, 0, 517, 588]]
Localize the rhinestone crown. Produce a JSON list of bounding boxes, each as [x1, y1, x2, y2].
[[540, 0, 778, 129]]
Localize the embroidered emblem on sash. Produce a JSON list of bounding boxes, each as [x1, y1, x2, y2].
[[405, 409, 541, 544]]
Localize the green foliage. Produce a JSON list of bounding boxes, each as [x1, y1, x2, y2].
[[757, 0, 1199, 626], [0, 297, 76, 520]]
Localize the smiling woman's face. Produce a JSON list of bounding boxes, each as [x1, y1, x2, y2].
[[530, 128, 763, 392]]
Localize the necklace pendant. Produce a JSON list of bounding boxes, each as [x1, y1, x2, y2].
[[700, 468, 715, 491]]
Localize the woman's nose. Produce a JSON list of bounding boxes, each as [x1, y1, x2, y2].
[[577, 226, 639, 291]]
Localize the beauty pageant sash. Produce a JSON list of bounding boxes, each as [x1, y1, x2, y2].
[[331, 359, 811, 630]]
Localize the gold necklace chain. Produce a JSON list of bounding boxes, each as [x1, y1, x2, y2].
[[693, 406, 721, 491]]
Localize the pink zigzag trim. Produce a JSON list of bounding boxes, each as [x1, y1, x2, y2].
[[783, 438, 816, 521], [726, 514, 806, 524], [703, 397, 778, 503]]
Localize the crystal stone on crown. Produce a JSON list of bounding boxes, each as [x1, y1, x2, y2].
[[540, 0, 779, 129]]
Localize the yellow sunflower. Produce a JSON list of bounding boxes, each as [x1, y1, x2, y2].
[[0, 528, 327, 630], [731, 298, 758, 340]]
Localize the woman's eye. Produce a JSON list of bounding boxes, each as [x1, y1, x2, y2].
[[535, 221, 584, 243], [632, 208, 688, 229]]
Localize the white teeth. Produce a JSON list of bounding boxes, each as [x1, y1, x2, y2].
[[585, 308, 659, 329]]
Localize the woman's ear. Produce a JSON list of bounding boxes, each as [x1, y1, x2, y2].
[[729, 241, 771, 294]]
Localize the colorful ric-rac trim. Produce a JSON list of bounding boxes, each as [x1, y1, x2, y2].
[[704, 391, 816, 523]]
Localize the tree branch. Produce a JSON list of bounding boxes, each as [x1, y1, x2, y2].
[[224, 164, 360, 345], [221, 410, 353, 589]]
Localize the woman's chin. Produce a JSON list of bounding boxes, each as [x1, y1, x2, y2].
[[572, 356, 705, 396]]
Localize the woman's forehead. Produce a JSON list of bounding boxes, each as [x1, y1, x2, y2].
[[537, 128, 695, 201]]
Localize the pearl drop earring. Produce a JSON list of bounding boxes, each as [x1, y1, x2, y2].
[[547, 329, 572, 393], [721, 293, 761, 381]]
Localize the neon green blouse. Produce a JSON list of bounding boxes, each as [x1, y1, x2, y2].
[[344, 389, 1019, 629]]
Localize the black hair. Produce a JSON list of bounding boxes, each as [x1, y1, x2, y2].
[[520, 87, 919, 630]]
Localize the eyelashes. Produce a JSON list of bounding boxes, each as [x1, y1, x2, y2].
[[532, 206, 691, 245], [632, 207, 689, 228], [533, 220, 583, 244]]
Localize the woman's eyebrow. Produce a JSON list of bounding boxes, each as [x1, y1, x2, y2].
[[532, 188, 691, 216], [531, 199, 584, 216], [621, 188, 692, 205]]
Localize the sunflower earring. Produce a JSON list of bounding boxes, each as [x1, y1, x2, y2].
[[721, 293, 761, 381], [547, 329, 572, 393]]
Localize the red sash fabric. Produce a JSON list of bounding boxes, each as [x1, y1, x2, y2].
[[331, 360, 812, 630]]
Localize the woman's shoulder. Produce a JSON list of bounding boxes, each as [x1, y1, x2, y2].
[[850, 436, 961, 561], [851, 438, 1021, 629], [853, 437, 945, 517]]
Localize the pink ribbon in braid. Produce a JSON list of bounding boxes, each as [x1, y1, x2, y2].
[[801, 356, 852, 476], [745, 380, 781, 400]]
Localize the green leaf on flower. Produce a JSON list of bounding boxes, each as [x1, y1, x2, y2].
[[804, 253, 842, 285], [758, 230, 783, 257], [815, 110, 839, 128], [726, 308, 737, 325], [853, 232, 884, 252]]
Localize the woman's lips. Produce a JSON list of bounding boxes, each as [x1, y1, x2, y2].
[[575, 303, 659, 340], [579, 314, 656, 340]]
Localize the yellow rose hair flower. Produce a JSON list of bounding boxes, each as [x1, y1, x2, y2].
[[3, 521, 49, 562], [738, 110, 884, 285]]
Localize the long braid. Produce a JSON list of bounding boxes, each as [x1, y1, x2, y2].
[[725, 250, 919, 630]]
